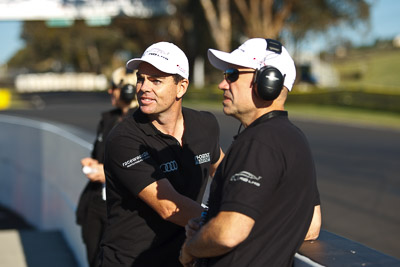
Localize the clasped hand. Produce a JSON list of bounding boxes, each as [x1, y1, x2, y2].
[[180, 217, 202, 266], [81, 157, 105, 183]]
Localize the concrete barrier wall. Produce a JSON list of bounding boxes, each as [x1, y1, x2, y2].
[[0, 115, 93, 267]]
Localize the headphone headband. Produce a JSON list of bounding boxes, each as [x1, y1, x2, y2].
[[265, 39, 282, 54], [253, 39, 285, 101]]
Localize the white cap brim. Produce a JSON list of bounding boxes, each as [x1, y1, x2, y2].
[[126, 57, 173, 76], [208, 49, 258, 71], [126, 58, 142, 71]]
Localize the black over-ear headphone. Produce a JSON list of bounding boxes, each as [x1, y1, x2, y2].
[[119, 83, 136, 103], [253, 39, 286, 101]]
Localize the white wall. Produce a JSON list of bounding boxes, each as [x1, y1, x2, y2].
[[0, 115, 94, 267]]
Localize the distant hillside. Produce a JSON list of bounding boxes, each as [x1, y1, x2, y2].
[[330, 47, 400, 93]]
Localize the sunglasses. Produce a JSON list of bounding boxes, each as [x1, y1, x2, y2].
[[224, 68, 256, 83]]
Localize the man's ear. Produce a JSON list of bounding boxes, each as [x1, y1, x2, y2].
[[177, 79, 189, 99]]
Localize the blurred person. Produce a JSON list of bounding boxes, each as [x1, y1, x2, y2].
[[99, 41, 224, 267], [180, 38, 321, 267], [76, 67, 138, 267]]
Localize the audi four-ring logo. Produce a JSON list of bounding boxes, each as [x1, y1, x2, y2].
[[160, 160, 178, 173]]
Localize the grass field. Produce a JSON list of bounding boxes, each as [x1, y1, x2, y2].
[[184, 99, 400, 131], [285, 103, 400, 130], [331, 48, 400, 93]]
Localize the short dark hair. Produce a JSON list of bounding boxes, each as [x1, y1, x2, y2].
[[172, 74, 185, 84]]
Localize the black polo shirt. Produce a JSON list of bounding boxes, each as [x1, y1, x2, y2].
[[101, 107, 221, 267], [204, 110, 319, 267]]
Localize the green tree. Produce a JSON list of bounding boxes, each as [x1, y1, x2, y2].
[[200, 0, 370, 51], [8, 20, 129, 73], [287, 0, 370, 49], [7, 11, 203, 74]]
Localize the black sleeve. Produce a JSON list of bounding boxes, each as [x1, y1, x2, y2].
[[314, 185, 321, 206], [201, 111, 221, 164], [104, 132, 165, 197], [92, 110, 122, 163], [91, 116, 105, 161]]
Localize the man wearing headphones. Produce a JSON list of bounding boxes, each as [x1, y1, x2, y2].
[[180, 38, 321, 267], [76, 67, 138, 267], [99, 42, 223, 267]]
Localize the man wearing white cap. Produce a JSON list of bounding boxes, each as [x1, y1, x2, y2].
[[180, 38, 321, 267], [99, 42, 223, 266]]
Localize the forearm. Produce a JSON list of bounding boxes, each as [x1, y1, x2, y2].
[[305, 205, 321, 240], [164, 195, 204, 227], [138, 178, 203, 227], [183, 217, 234, 259], [184, 211, 254, 259], [209, 148, 224, 178]]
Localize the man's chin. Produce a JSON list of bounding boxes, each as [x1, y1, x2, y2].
[[222, 106, 233, 116], [140, 106, 154, 114]]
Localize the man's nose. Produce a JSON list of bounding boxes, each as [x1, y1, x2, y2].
[[218, 79, 229, 90], [137, 80, 150, 92]]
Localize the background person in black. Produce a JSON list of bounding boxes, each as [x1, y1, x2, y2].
[[99, 42, 224, 267], [180, 38, 321, 267], [76, 66, 138, 267]]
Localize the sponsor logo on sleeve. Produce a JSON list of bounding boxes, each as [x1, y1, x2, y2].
[[230, 171, 262, 187], [194, 152, 211, 165], [160, 160, 178, 173], [122, 151, 150, 168]]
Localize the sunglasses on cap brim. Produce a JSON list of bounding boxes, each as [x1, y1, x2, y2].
[[224, 68, 256, 83]]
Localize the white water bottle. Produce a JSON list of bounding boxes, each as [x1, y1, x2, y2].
[[82, 166, 97, 174]]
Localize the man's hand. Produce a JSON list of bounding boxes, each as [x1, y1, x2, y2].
[[180, 211, 255, 261], [185, 217, 202, 239], [81, 157, 105, 183], [179, 242, 196, 267]]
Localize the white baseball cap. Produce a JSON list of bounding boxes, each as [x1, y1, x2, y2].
[[126, 42, 189, 79], [208, 38, 296, 90]]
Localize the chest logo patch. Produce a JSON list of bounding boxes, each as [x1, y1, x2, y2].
[[160, 160, 178, 173], [194, 152, 211, 165], [230, 171, 262, 187]]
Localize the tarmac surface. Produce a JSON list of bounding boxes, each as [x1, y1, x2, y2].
[[1, 91, 399, 262], [0, 205, 78, 267]]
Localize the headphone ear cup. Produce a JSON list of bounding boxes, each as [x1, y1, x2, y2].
[[255, 66, 285, 101], [120, 84, 135, 103]]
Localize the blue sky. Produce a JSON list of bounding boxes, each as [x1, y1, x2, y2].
[[0, 0, 399, 65], [298, 0, 400, 53]]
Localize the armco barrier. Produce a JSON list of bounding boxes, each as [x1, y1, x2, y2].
[[1, 115, 399, 267]]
